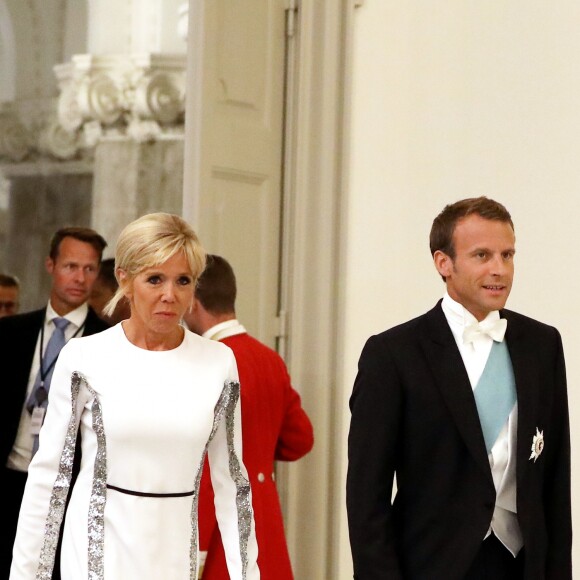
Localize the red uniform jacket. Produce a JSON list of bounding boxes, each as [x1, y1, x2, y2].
[[199, 330, 314, 579]]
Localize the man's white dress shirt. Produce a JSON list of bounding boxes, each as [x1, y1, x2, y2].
[[441, 292, 523, 556], [7, 302, 88, 472]]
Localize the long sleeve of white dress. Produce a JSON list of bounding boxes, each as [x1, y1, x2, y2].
[[10, 324, 260, 580]]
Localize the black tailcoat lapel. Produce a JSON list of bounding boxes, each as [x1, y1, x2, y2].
[[501, 311, 540, 487], [421, 303, 493, 484]]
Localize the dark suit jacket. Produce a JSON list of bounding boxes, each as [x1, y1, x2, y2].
[[346, 301, 571, 580], [0, 307, 110, 468]]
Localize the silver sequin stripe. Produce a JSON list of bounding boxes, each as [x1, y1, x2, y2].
[[222, 380, 253, 579], [87, 374, 107, 580], [36, 371, 99, 579], [191, 380, 252, 580], [199, 381, 252, 580]]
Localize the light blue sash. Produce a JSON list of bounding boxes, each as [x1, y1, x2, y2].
[[473, 340, 516, 454]]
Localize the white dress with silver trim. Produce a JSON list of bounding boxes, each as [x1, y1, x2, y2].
[[10, 324, 260, 580]]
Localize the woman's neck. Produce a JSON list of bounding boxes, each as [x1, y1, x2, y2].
[[121, 320, 184, 351]]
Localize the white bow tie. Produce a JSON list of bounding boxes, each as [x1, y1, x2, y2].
[[462, 317, 507, 344]]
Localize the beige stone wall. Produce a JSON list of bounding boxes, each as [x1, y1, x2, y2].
[[340, 2, 580, 577]]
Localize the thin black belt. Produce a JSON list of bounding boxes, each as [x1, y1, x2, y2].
[[106, 484, 194, 498]]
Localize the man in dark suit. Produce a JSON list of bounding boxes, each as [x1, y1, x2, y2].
[[346, 197, 571, 580], [0, 226, 109, 579], [184, 254, 314, 579], [0, 273, 20, 318]]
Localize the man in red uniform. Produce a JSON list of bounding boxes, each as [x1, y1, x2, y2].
[[184, 255, 314, 579]]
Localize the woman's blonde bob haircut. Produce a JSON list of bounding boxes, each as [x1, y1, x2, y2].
[[103, 213, 206, 318]]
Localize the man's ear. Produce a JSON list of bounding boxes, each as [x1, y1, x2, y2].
[[189, 296, 199, 313], [433, 250, 453, 279], [45, 256, 54, 275]]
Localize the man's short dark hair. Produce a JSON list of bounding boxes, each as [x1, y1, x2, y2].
[[429, 196, 514, 259], [195, 254, 237, 315], [49, 226, 107, 262], [97, 258, 118, 292], [0, 273, 20, 288]]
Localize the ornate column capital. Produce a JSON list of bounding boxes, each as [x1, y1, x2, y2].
[[0, 54, 186, 165], [0, 101, 85, 166], [54, 53, 187, 146]]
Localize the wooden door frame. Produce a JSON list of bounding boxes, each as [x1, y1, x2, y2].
[[279, 0, 355, 578], [183, 0, 355, 577]]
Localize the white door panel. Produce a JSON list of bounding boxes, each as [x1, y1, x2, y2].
[[196, 0, 286, 348], [208, 170, 277, 342]]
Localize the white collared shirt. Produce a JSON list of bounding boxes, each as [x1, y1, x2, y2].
[[441, 292, 523, 555], [202, 319, 247, 342], [7, 301, 89, 471]]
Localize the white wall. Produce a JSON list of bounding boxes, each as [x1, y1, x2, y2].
[[0, 0, 16, 103], [88, 0, 185, 53], [339, 2, 580, 577]]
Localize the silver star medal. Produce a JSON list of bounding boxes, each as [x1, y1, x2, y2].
[[529, 427, 544, 462]]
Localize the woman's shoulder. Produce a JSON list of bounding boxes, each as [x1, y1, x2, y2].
[[183, 328, 235, 358], [66, 323, 122, 352]]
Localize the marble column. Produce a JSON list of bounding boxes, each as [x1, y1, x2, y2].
[[53, 53, 187, 253]]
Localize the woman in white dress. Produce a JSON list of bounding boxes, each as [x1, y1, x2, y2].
[[10, 213, 260, 580]]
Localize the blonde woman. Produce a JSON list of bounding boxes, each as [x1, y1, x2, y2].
[[10, 213, 259, 580]]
